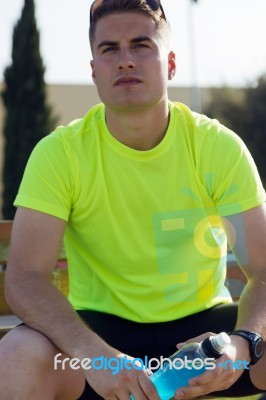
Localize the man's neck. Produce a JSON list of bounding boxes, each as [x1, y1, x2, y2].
[[105, 101, 170, 151]]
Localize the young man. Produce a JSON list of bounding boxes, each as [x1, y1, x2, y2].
[[1, 1, 266, 399]]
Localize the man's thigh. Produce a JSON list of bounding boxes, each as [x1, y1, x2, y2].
[[77, 303, 238, 357], [77, 304, 264, 398], [77, 304, 238, 399]]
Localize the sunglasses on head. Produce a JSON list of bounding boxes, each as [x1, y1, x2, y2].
[[90, 0, 166, 22]]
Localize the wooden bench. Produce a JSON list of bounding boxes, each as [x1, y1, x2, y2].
[[0, 220, 247, 338]]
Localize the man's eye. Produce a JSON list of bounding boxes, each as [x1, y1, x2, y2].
[[102, 47, 118, 53], [134, 43, 149, 49]]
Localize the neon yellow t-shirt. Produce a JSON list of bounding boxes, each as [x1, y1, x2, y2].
[[14, 101, 266, 322]]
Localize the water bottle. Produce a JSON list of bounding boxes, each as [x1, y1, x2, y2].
[[149, 332, 231, 400]]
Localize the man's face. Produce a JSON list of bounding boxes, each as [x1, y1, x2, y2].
[[90, 12, 176, 112]]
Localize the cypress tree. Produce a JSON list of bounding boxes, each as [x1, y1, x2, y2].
[[1, 0, 56, 219]]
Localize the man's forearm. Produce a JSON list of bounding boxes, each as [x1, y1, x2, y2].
[[5, 270, 109, 360], [235, 270, 266, 338]]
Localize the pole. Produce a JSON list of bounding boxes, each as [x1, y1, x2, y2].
[[187, 0, 202, 113]]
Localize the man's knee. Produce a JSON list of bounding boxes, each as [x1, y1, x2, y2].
[[0, 325, 86, 399], [0, 325, 57, 369]]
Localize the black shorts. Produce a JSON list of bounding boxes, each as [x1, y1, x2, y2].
[[77, 303, 265, 399]]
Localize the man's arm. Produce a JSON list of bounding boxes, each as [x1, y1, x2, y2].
[[5, 207, 100, 359], [223, 203, 266, 335], [5, 207, 158, 400], [173, 204, 266, 399], [222, 204, 266, 386]]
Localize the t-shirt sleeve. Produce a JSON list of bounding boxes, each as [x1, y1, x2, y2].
[[14, 131, 73, 221], [196, 116, 266, 216]]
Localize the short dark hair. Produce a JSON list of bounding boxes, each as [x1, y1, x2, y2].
[[89, 0, 170, 51]]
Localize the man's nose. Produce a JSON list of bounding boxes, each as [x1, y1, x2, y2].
[[118, 49, 136, 70]]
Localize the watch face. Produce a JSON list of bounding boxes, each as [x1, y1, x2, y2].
[[231, 330, 264, 364], [255, 338, 264, 358]]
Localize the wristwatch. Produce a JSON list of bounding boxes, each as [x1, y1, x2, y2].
[[230, 330, 264, 365]]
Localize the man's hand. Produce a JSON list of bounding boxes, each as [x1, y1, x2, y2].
[[173, 332, 250, 399], [84, 346, 159, 400]]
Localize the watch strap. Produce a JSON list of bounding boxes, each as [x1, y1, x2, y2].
[[230, 330, 264, 365]]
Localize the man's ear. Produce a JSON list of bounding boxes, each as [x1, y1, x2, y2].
[[90, 60, 96, 83], [168, 51, 176, 81]]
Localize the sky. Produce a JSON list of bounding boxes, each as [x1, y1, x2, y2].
[[1, 0, 266, 88]]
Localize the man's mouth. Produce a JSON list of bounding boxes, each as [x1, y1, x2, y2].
[[115, 77, 142, 86]]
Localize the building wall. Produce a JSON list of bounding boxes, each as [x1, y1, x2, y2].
[[46, 84, 207, 126]]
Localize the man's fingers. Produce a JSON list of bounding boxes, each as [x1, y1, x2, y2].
[[173, 370, 235, 399], [137, 372, 160, 400], [176, 332, 217, 348], [174, 382, 222, 400], [189, 366, 222, 386]]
